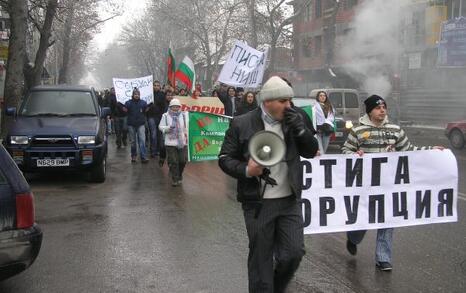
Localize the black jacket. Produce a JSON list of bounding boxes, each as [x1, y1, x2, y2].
[[146, 90, 166, 120], [218, 107, 319, 203], [109, 94, 127, 118]]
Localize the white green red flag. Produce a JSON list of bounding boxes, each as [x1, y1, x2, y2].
[[175, 56, 195, 92]]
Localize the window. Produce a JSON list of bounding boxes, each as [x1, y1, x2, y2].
[[329, 92, 343, 108], [304, 2, 313, 21], [315, 0, 322, 18], [448, 0, 466, 18], [315, 36, 322, 56], [345, 93, 359, 108], [20, 91, 97, 116], [345, 0, 358, 10], [302, 38, 312, 58]]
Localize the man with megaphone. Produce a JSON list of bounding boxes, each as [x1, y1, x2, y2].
[[218, 76, 319, 293]]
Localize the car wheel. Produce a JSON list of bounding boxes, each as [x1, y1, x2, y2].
[[88, 156, 106, 183], [449, 129, 465, 149]]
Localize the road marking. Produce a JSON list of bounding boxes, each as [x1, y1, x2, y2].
[[459, 192, 466, 201]]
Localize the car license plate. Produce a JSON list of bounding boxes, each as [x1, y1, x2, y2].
[[37, 158, 70, 167], [335, 132, 343, 137]]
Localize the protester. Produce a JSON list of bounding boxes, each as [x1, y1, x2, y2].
[[341, 94, 444, 271], [123, 88, 149, 163], [211, 89, 219, 98], [159, 98, 188, 186], [234, 91, 258, 116], [195, 83, 203, 96], [218, 86, 240, 116], [314, 91, 335, 154], [108, 87, 128, 148], [192, 88, 202, 99], [158, 90, 174, 167], [218, 76, 319, 292], [146, 81, 166, 157], [179, 88, 187, 96]]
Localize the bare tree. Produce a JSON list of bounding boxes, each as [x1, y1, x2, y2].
[[152, 0, 241, 89], [56, 0, 120, 84], [254, 0, 310, 74], [24, 0, 58, 90], [1, 0, 28, 137]]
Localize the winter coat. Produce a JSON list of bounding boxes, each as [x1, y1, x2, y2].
[[158, 110, 188, 147], [218, 107, 319, 203]]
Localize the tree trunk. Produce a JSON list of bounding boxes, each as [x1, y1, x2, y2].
[[248, 0, 258, 48], [58, 1, 75, 84], [1, 0, 28, 137], [32, 0, 58, 87]]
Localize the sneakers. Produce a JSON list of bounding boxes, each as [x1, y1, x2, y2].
[[141, 158, 149, 164], [376, 261, 393, 271], [131, 157, 137, 163], [346, 239, 357, 255]]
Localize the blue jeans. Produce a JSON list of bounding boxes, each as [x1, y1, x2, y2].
[[316, 133, 331, 154], [147, 117, 159, 156], [347, 228, 394, 263], [128, 125, 147, 160]]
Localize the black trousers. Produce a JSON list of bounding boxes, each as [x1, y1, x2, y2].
[[242, 196, 305, 293]]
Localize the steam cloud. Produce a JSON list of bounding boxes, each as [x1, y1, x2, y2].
[[339, 0, 401, 97]]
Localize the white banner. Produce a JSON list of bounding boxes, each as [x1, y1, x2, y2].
[[217, 40, 268, 88], [301, 150, 458, 234], [113, 75, 154, 104]]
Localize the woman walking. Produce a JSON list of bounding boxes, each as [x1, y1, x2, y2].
[[159, 98, 188, 186]]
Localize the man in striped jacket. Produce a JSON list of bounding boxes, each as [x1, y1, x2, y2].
[[341, 94, 443, 271]]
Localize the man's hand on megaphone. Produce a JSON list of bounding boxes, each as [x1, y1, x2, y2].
[[247, 158, 264, 177], [284, 107, 305, 137]]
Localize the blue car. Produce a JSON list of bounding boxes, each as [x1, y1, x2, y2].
[[0, 143, 42, 280], [4, 85, 109, 182]]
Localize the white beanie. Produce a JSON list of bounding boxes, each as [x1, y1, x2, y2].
[[169, 98, 181, 107], [258, 76, 294, 102]]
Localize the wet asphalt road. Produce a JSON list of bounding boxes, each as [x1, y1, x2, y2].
[[0, 127, 465, 293]]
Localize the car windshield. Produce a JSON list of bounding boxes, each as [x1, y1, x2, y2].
[[20, 90, 96, 116]]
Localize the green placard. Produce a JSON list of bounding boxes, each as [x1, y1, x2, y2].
[[188, 112, 231, 162]]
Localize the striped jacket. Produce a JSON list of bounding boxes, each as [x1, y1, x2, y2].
[[341, 114, 431, 154]]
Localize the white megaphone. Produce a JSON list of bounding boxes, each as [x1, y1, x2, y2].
[[248, 130, 286, 167]]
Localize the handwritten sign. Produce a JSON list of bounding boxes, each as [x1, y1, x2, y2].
[[113, 75, 153, 104], [217, 40, 268, 88]]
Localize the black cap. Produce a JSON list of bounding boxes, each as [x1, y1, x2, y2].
[[364, 95, 386, 114]]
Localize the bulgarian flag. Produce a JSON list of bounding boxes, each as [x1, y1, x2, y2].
[[175, 56, 195, 92], [167, 48, 176, 87]]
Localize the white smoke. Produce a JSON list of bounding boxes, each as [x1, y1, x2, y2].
[[338, 0, 401, 97]]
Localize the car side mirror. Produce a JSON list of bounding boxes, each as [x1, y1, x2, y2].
[[5, 107, 16, 117], [101, 107, 110, 118]]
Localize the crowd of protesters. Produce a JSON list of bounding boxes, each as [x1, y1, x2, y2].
[[95, 81, 258, 186]]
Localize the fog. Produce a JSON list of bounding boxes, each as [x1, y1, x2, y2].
[[339, 0, 401, 97]]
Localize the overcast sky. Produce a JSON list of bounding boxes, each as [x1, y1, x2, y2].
[[92, 0, 148, 52]]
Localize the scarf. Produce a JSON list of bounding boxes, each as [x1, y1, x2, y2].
[[168, 110, 185, 148]]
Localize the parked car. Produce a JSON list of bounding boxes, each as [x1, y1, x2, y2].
[[445, 120, 466, 149], [3, 85, 110, 182], [292, 97, 351, 148], [0, 144, 42, 280]]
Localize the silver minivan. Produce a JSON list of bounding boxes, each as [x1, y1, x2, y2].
[[309, 88, 362, 126]]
